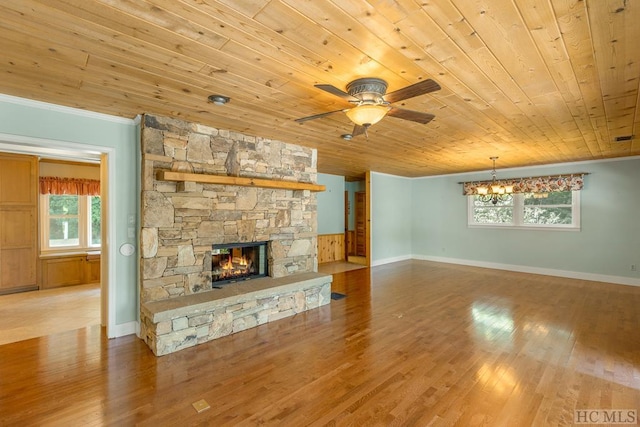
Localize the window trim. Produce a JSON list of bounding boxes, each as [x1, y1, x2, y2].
[[40, 194, 101, 252], [467, 191, 580, 231]]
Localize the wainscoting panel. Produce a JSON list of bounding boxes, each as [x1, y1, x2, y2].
[[318, 233, 345, 264]]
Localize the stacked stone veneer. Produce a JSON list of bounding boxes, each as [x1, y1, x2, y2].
[[141, 273, 331, 356], [139, 114, 329, 354]]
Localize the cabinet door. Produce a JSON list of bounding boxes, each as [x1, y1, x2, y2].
[[40, 256, 85, 289], [86, 257, 101, 283], [0, 156, 37, 205], [0, 208, 37, 289], [0, 154, 38, 293]]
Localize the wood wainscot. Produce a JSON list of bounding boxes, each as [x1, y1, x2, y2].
[[39, 252, 101, 289], [318, 233, 346, 264]]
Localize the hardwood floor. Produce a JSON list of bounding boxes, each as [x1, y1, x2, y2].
[[0, 283, 100, 345], [318, 260, 367, 275], [1, 260, 639, 426]]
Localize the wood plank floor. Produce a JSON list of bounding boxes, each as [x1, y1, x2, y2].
[[0, 283, 100, 345], [318, 260, 367, 275], [1, 260, 639, 426]]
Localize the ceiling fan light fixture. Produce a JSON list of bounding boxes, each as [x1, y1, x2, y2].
[[345, 104, 390, 126]]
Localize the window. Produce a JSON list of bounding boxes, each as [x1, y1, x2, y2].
[[41, 194, 101, 250], [468, 191, 580, 230]]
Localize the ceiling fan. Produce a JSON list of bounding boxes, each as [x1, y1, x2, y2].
[[295, 77, 441, 138]]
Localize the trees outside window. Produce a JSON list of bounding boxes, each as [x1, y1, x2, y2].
[[90, 196, 102, 246], [41, 194, 101, 250], [468, 191, 579, 230]]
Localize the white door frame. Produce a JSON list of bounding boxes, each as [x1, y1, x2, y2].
[[0, 133, 117, 336]]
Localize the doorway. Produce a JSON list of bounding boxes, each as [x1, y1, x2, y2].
[[344, 173, 370, 267], [0, 139, 113, 342]]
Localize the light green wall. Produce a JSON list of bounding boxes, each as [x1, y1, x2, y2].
[[409, 158, 640, 279], [0, 95, 140, 327], [371, 172, 413, 263], [316, 173, 345, 234], [5, 95, 636, 330]]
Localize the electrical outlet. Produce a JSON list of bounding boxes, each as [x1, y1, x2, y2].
[[192, 399, 210, 413], [632, 264, 637, 271]]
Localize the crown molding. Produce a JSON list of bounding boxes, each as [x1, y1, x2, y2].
[[0, 93, 136, 125]]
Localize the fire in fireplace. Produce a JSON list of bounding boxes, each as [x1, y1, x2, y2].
[[211, 241, 268, 285]]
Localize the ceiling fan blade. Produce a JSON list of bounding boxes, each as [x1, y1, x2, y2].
[[387, 107, 435, 124], [295, 109, 345, 123], [315, 84, 359, 102], [384, 79, 441, 103], [351, 124, 367, 137]]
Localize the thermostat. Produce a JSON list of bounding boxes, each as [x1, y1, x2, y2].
[[119, 243, 135, 257]]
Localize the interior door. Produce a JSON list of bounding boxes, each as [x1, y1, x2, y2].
[[355, 191, 366, 257], [344, 191, 349, 260]]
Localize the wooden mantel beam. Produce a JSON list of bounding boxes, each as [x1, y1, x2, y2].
[[156, 170, 326, 192]]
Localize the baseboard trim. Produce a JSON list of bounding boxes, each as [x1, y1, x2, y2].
[[413, 255, 640, 287], [109, 321, 139, 338], [371, 254, 413, 267]]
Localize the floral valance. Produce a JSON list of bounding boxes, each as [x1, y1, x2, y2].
[[462, 174, 585, 196], [39, 177, 101, 196]]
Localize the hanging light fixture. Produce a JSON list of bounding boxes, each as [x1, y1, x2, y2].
[[476, 157, 513, 205]]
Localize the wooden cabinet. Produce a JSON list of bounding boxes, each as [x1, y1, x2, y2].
[[39, 254, 101, 290], [41, 256, 84, 289], [86, 254, 101, 283], [0, 154, 38, 294]]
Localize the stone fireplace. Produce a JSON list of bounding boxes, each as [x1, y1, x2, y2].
[[138, 114, 332, 355]]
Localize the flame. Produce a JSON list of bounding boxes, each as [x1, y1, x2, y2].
[[221, 255, 248, 270]]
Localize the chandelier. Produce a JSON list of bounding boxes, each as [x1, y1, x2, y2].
[[476, 157, 513, 205]]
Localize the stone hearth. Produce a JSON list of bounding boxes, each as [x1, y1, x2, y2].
[[138, 114, 329, 355], [141, 272, 331, 356]]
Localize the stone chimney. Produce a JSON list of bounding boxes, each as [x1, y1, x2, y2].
[[139, 114, 319, 304]]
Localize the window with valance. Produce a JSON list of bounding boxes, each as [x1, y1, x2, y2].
[[39, 177, 101, 250], [462, 174, 586, 230]]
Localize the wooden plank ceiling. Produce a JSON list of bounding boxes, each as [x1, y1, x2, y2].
[[0, 0, 638, 180]]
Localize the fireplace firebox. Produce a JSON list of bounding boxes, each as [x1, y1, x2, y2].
[[211, 241, 268, 285]]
